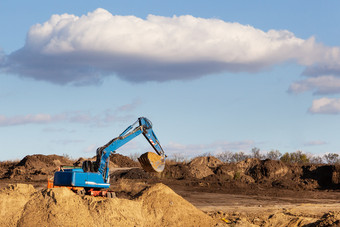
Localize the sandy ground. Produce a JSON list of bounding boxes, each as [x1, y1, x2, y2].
[[179, 188, 340, 217], [177, 189, 340, 213], [171, 185, 340, 226], [2, 179, 339, 226]]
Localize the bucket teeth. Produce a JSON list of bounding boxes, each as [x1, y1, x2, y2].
[[138, 152, 165, 173]]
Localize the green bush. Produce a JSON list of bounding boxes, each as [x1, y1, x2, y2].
[[280, 150, 309, 164]]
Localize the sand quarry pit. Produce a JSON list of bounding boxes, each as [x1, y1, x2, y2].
[[0, 154, 340, 226]]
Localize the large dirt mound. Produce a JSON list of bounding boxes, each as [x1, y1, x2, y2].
[[187, 156, 223, 179], [302, 164, 340, 188], [163, 163, 190, 179], [111, 167, 152, 180], [164, 156, 223, 180], [1, 154, 339, 191], [0, 160, 18, 178], [0, 183, 216, 227], [1, 153, 141, 182], [3, 154, 73, 181], [110, 153, 140, 167], [164, 157, 340, 190]]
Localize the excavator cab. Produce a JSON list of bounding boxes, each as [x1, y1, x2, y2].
[[138, 152, 165, 172]]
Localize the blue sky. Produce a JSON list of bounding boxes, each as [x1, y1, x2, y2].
[[1, 1, 340, 161]]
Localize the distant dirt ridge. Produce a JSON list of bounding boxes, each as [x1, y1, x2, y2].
[[0, 154, 141, 181], [1, 154, 73, 181], [1, 154, 339, 190], [164, 156, 340, 190]]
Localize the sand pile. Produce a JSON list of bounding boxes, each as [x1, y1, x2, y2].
[[0, 184, 36, 226], [138, 184, 215, 226], [314, 211, 340, 226], [0, 183, 216, 227]]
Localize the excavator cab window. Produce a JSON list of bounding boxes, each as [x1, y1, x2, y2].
[[82, 160, 96, 172]]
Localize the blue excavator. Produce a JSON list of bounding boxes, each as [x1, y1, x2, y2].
[[50, 117, 166, 196]]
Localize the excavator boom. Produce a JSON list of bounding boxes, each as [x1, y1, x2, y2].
[[96, 117, 166, 182]]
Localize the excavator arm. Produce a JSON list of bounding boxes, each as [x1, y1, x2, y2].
[[93, 117, 166, 182], [53, 117, 166, 189]]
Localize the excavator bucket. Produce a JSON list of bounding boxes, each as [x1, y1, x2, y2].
[[138, 152, 165, 173]]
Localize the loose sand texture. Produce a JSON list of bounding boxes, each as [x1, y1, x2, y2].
[[0, 183, 216, 227]]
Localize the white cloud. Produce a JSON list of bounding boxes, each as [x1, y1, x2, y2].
[[0, 112, 95, 126], [164, 140, 255, 157], [0, 114, 54, 126], [116, 99, 141, 112], [303, 140, 327, 146], [309, 97, 340, 114], [0, 98, 139, 127], [289, 75, 340, 94], [0, 109, 133, 127], [42, 127, 76, 133], [2, 8, 339, 85]]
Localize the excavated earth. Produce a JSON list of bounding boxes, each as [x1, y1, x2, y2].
[[0, 154, 339, 226], [0, 183, 215, 227]]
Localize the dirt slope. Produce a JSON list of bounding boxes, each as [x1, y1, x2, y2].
[[0, 184, 36, 227], [0, 183, 216, 227]]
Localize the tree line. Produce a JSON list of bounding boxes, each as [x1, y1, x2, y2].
[[215, 147, 340, 164]]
